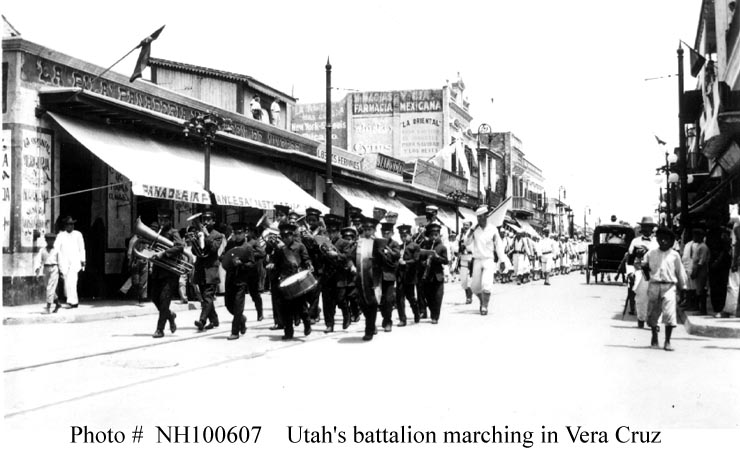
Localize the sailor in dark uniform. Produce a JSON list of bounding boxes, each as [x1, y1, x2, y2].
[[193, 211, 224, 331], [149, 225, 184, 338], [379, 221, 401, 332], [396, 224, 420, 325], [302, 207, 325, 324], [419, 223, 449, 324], [341, 226, 361, 323], [351, 217, 384, 341], [320, 214, 353, 332], [269, 221, 314, 340], [221, 222, 250, 340]]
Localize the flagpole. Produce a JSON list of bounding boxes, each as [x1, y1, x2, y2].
[[88, 45, 141, 87]]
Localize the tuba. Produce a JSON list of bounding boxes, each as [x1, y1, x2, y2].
[[132, 218, 194, 276]]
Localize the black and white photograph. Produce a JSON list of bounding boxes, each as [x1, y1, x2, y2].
[[2, 1, 739, 448]]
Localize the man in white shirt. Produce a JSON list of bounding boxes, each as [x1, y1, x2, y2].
[[54, 216, 86, 307], [463, 206, 511, 315], [539, 229, 559, 285], [270, 99, 281, 127], [626, 216, 659, 326]]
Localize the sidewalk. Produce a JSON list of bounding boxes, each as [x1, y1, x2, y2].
[[680, 309, 740, 338], [2, 297, 199, 325]]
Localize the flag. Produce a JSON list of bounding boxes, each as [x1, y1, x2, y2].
[[427, 139, 456, 168], [486, 196, 512, 228], [130, 25, 165, 83], [654, 135, 666, 145], [681, 40, 706, 77]]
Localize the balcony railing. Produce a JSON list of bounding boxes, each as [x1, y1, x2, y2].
[[512, 196, 536, 213]]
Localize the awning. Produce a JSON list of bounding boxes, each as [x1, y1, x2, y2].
[[516, 218, 541, 238], [333, 183, 417, 227], [48, 112, 328, 213], [436, 207, 460, 231]]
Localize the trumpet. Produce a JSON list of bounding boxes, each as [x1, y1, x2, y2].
[[132, 218, 194, 276], [186, 214, 207, 258]]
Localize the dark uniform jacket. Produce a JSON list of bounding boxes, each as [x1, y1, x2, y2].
[[274, 240, 312, 280], [222, 239, 253, 285], [151, 228, 185, 280], [379, 239, 401, 281], [419, 238, 449, 283], [194, 227, 224, 285], [398, 241, 420, 285], [322, 236, 352, 281]]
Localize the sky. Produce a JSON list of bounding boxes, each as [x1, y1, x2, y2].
[[2, 0, 702, 226]]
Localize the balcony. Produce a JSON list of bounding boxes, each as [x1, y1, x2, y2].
[[687, 152, 709, 173], [512, 196, 536, 215]]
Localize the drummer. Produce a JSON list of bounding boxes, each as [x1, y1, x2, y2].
[[221, 222, 250, 340], [268, 221, 314, 340]]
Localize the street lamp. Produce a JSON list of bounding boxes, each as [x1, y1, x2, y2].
[[477, 123, 491, 204], [446, 189, 469, 234], [655, 149, 678, 228], [183, 111, 233, 193]]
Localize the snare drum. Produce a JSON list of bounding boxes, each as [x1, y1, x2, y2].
[[279, 270, 318, 300]]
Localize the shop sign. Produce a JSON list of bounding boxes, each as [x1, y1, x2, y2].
[[2, 130, 11, 248], [438, 169, 467, 194], [106, 167, 131, 249], [26, 55, 315, 155], [291, 101, 347, 149], [412, 160, 441, 192], [316, 145, 364, 172], [351, 116, 393, 155], [400, 112, 444, 160], [20, 129, 52, 247], [133, 183, 211, 205], [352, 91, 394, 115], [376, 153, 404, 176]]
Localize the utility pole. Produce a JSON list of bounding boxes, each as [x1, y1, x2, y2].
[[324, 57, 333, 212]]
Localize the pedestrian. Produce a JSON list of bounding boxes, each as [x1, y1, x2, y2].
[[642, 226, 688, 351], [250, 95, 262, 121], [723, 219, 740, 318], [681, 228, 710, 314], [539, 229, 558, 285], [54, 216, 86, 308], [707, 225, 731, 317], [193, 211, 224, 331], [149, 224, 183, 338], [395, 224, 420, 325], [419, 223, 448, 324], [626, 217, 659, 327], [35, 232, 60, 313], [463, 206, 511, 315]]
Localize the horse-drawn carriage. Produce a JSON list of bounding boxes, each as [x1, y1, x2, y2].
[[585, 224, 635, 284]]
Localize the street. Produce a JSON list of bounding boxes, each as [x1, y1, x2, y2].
[[4, 273, 740, 448]]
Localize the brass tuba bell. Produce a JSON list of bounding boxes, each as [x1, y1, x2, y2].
[[132, 218, 194, 276]]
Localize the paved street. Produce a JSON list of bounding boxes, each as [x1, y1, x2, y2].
[[4, 273, 740, 448]]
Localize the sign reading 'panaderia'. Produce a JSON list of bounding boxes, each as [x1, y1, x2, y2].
[[134, 184, 212, 205]]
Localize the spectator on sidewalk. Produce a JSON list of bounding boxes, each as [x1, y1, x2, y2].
[[707, 225, 731, 317], [54, 216, 86, 308], [35, 233, 60, 313], [643, 226, 688, 351], [681, 228, 710, 314]]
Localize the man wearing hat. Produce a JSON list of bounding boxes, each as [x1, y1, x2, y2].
[[193, 210, 224, 331], [320, 214, 353, 332], [625, 216, 659, 326], [245, 223, 266, 321], [418, 222, 449, 324], [149, 224, 184, 338], [341, 225, 362, 323], [305, 207, 326, 236], [347, 206, 363, 232], [539, 229, 559, 286], [378, 220, 401, 332], [464, 206, 510, 315], [269, 221, 314, 339], [300, 207, 325, 325], [396, 224, 420, 325], [220, 223, 252, 340], [54, 216, 86, 308], [264, 221, 286, 330], [352, 216, 384, 340], [36, 232, 60, 313]]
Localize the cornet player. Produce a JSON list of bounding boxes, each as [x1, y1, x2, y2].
[[193, 211, 224, 331], [418, 223, 448, 324]]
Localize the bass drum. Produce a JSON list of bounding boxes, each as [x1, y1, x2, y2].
[[279, 270, 318, 300]]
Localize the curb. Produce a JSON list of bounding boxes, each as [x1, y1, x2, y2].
[[2, 302, 198, 326], [680, 309, 740, 339]]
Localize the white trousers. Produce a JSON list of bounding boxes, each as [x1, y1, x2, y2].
[[61, 269, 79, 305], [470, 258, 495, 294]]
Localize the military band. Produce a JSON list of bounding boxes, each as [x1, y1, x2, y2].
[[135, 202, 530, 342]]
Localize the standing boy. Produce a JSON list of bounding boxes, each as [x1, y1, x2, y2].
[[36, 233, 60, 313]]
